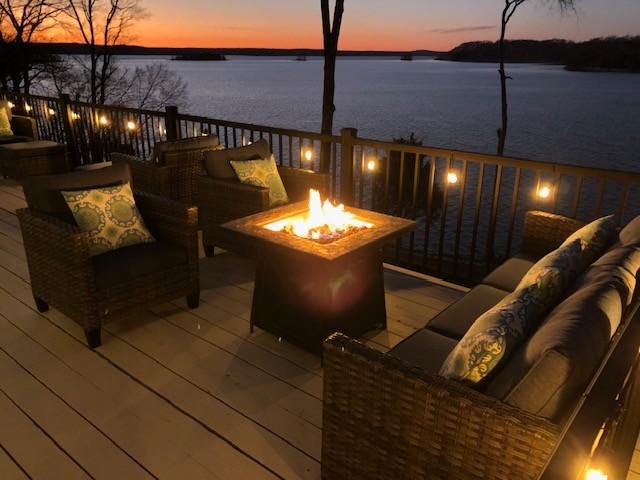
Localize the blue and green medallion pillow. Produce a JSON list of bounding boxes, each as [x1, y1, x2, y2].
[[560, 214, 617, 270], [230, 154, 289, 207], [62, 182, 155, 256], [517, 239, 583, 291], [440, 240, 583, 385], [0, 106, 13, 137]]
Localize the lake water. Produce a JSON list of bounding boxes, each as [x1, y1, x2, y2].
[[116, 55, 640, 172]]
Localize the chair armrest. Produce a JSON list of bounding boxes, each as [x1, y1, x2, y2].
[[198, 176, 270, 218], [133, 191, 198, 251], [10, 115, 38, 140], [279, 166, 330, 202], [521, 210, 586, 258], [112, 153, 172, 197], [322, 333, 560, 480]]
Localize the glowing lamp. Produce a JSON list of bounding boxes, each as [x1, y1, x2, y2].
[[7, 101, 15, 109], [24, 103, 32, 112], [126, 120, 136, 131], [447, 171, 459, 185], [537, 185, 552, 199], [302, 147, 313, 163], [585, 468, 607, 480], [48, 108, 56, 116], [366, 159, 378, 172], [98, 115, 109, 126], [71, 112, 80, 121]]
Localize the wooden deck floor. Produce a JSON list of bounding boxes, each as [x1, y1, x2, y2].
[[0, 180, 469, 479]]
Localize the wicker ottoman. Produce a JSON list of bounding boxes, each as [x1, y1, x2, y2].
[[0, 141, 69, 179]]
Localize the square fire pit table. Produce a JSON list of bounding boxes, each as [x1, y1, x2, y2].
[[216, 201, 415, 353]]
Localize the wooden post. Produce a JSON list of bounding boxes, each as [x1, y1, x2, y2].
[[60, 94, 79, 167], [165, 105, 180, 141], [340, 127, 357, 206]]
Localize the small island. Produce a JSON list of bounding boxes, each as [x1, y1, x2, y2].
[[172, 53, 227, 61]]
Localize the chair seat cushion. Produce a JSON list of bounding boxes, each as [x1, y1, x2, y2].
[[93, 241, 187, 290], [482, 253, 537, 291], [203, 139, 271, 179], [389, 328, 458, 374], [426, 284, 510, 339], [23, 161, 132, 221], [0, 135, 30, 145], [0, 140, 62, 156]]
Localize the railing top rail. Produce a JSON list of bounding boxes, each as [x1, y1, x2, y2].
[[2, 91, 60, 102], [176, 112, 341, 143], [69, 101, 167, 117], [354, 134, 640, 182]]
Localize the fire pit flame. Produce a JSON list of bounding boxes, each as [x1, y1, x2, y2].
[[265, 189, 372, 244]]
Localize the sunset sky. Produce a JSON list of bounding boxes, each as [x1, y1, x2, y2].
[[130, 0, 640, 51]]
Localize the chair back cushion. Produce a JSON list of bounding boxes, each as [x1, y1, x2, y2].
[[62, 182, 155, 256], [23, 161, 132, 222], [230, 154, 289, 207], [152, 135, 221, 165], [203, 139, 271, 179], [0, 105, 13, 137]]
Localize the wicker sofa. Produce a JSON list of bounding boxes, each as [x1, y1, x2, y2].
[[322, 210, 640, 480], [198, 139, 330, 256], [18, 162, 200, 348], [0, 100, 38, 144], [112, 135, 222, 204]]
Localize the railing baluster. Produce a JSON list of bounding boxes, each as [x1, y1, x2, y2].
[[596, 178, 606, 217], [358, 146, 365, 208], [395, 151, 406, 262], [617, 180, 631, 223], [422, 156, 436, 272], [452, 159, 468, 277], [571, 175, 583, 218], [485, 164, 503, 273], [437, 156, 452, 274], [505, 167, 522, 258]]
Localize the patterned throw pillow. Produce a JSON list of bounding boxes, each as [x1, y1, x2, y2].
[[230, 154, 289, 207], [0, 107, 13, 137], [440, 240, 583, 385], [517, 239, 583, 290], [62, 182, 155, 256], [560, 215, 617, 270]]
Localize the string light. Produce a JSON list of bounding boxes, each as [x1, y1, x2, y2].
[[301, 147, 313, 163], [126, 120, 136, 131], [98, 115, 109, 126], [447, 171, 459, 184], [7, 101, 15, 109], [71, 112, 80, 121], [367, 159, 378, 172], [48, 108, 56, 116], [24, 103, 32, 112], [537, 184, 552, 199]]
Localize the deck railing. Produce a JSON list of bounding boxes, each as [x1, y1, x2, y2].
[[4, 91, 640, 287]]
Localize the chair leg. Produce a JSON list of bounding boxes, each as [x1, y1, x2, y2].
[[34, 296, 49, 313], [203, 243, 215, 257], [187, 291, 200, 309], [85, 328, 102, 349]]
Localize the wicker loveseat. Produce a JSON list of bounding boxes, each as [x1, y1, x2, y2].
[[322, 210, 640, 480], [198, 139, 330, 256], [112, 135, 222, 204], [17, 162, 200, 348]]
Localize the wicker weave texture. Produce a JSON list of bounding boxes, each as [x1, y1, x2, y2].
[[17, 191, 199, 342], [521, 210, 586, 258], [322, 333, 560, 480]]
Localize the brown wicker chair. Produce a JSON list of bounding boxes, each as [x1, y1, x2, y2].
[[0, 100, 38, 144], [17, 162, 200, 348], [198, 165, 330, 256], [321, 211, 601, 480], [112, 135, 222, 205]]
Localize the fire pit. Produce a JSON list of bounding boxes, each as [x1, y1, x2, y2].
[[217, 191, 415, 353]]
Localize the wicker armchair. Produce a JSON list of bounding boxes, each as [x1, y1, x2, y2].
[[0, 100, 38, 144], [112, 135, 222, 204], [199, 166, 330, 256], [18, 164, 200, 348], [321, 211, 595, 480]]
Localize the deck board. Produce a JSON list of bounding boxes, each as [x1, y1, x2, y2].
[[0, 180, 466, 479]]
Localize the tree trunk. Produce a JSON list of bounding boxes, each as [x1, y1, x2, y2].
[[497, 3, 509, 156]]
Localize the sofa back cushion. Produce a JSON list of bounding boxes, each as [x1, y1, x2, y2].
[[203, 139, 271, 179], [23, 162, 132, 222], [152, 135, 221, 165], [619, 215, 640, 246], [485, 275, 625, 421]]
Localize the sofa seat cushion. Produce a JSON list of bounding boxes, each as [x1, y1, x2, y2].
[[23, 161, 132, 222], [426, 284, 509, 339], [389, 328, 458, 374], [0, 134, 30, 145], [204, 139, 271, 180], [93, 241, 187, 290], [485, 275, 625, 421], [482, 253, 537, 291]]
